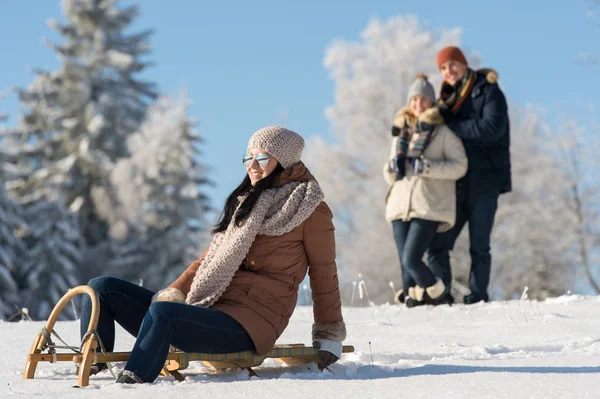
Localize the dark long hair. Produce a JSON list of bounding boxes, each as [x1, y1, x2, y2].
[[212, 163, 285, 234]]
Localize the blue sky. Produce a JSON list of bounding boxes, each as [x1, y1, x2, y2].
[[1, 0, 598, 217]]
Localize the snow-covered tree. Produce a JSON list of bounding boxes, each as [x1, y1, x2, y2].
[[10, 0, 156, 247], [542, 112, 600, 294], [0, 188, 26, 319], [304, 16, 467, 302], [18, 200, 83, 320], [0, 109, 27, 319], [0, 167, 26, 319], [305, 15, 579, 302], [94, 92, 211, 289]]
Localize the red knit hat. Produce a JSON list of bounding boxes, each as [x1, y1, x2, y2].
[[437, 46, 468, 68]]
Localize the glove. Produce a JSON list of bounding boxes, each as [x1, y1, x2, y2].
[[437, 103, 453, 123], [313, 339, 341, 370], [409, 157, 425, 175], [151, 287, 185, 304], [395, 155, 406, 180], [318, 351, 339, 371]]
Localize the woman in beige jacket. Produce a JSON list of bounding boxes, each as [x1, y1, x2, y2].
[[384, 75, 467, 307]]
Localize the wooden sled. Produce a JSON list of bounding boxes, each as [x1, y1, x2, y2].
[[23, 285, 354, 386]]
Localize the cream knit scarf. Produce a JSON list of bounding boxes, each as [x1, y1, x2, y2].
[[186, 179, 324, 307]]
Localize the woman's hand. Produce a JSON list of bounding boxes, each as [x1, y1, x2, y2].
[[318, 350, 339, 370], [313, 339, 342, 370]]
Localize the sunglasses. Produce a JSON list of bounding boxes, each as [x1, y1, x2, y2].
[[242, 153, 270, 168]]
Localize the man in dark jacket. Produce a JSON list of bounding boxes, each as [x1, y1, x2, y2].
[[425, 46, 511, 304]]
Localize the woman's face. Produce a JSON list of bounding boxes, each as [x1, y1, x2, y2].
[[243, 148, 278, 185], [409, 95, 433, 117]]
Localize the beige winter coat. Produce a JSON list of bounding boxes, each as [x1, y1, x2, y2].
[[383, 122, 468, 232]]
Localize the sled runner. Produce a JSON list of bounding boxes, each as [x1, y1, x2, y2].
[[23, 285, 354, 386]]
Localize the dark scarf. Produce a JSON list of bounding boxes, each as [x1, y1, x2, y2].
[[439, 68, 477, 113]]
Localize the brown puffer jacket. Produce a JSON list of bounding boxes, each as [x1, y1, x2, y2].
[[168, 162, 345, 355]]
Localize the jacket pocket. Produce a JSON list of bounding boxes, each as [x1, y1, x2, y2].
[[247, 283, 286, 327]]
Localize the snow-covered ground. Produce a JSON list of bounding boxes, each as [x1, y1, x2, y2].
[[2, 295, 600, 398]]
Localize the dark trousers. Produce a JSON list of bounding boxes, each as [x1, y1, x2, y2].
[[392, 218, 438, 289], [80, 277, 255, 383], [427, 180, 499, 301]]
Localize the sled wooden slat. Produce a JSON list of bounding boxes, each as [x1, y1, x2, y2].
[[24, 285, 355, 387], [69, 345, 355, 369], [23, 285, 100, 387], [160, 367, 185, 382]]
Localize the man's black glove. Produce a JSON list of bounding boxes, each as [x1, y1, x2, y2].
[[437, 103, 453, 123]]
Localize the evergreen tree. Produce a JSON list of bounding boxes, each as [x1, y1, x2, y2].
[[0, 183, 27, 319], [11, 0, 156, 247], [19, 200, 83, 320], [95, 93, 211, 289], [0, 109, 27, 319]]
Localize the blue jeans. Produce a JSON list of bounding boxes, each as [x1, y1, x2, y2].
[[392, 219, 438, 289], [80, 277, 255, 383], [427, 179, 499, 301]]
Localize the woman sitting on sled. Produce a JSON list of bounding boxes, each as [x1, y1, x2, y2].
[[80, 126, 347, 384]]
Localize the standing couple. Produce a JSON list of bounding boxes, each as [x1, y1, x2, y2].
[[384, 46, 511, 307]]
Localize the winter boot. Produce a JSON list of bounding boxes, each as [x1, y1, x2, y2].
[[393, 289, 408, 304], [463, 293, 489, 305], [405, 287, 423, 308], [415, 279, 453, 306], [116, 370, 143, 384], [89, 363, 108, 376]]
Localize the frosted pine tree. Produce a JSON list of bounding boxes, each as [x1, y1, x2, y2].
[[0, 185, 26, 319], [95, 93, 211, 289], [18, 200, 83, 320], [540, 112, 600, 295], [303, 16, 466, 302], [304, 15, 576, 302], [11, 0, 156, 247], [0, 113, 28, 319]]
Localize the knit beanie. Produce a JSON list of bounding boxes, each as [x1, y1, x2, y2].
[[247, 126, 305, 169], [406, 74, 436, 104], [437, 46, 468, 68]]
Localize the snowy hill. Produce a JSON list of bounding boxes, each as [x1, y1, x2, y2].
[[2, 296, 600, 398]]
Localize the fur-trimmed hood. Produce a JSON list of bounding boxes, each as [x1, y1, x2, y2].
[[392, 107, 417, 129], [477, 68, 499, 84], [394, 105, 445, 128]]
